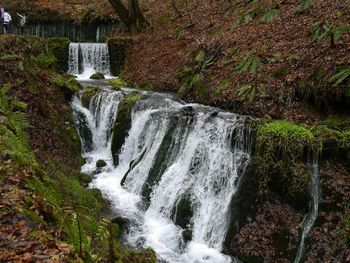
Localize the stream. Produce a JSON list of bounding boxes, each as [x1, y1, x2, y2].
[[69, 42, 321, 263]]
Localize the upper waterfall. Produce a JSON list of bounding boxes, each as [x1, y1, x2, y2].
[[68, 43, 112, 80], [71, 87, 252, 263]]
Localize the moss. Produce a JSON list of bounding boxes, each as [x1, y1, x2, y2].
[[90, 72, 105, 80], [81, 86, 101, 109], [111, 92, 145, 166], [50, 74, 82, 101], [120, 248, 157, 263], [108, 78, 128, 89], [107, 37, 133, 76], [47, 37, 70, 72], [255, 120, 316, 209]]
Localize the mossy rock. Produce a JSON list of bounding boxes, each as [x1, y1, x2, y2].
[[90, 72, 105, 80], [47, 37, 70, 72], [108, 78, 128, 89], [81, 86, 101, 109], [107, 37, 133, 76], [255, 120, 315, 209], [50, 74, 82, 100], [96, 159, 107, 168], [111, 92, 145, 166]]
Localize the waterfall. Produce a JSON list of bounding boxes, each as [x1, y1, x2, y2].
[[294, 156, 320, 263], [71, 89, 252, 263], [68, 43, 112, 80], [71, 90, 122, 171]]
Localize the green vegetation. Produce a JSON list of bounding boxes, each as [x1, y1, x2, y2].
[[174, 48, 212, 99], [90, 72, 105, 80], [255, 120, 316, 208], [234, 52, 261, 74], [47, 37, 70, 72], [237, 83, 267, 102], [0, 84, 37, 166], [296, 0, 312, 13], [81, 86, 101, 109], [109, 78, 128, 89], [50, 73, 82, 100], [255, 119, 350, 208], [329, 66, 350, 96], [311, 18, 349, 48]]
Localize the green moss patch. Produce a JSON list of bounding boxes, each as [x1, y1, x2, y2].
[[255, 119, 350, 208], [90, 72, 105, 80], [108, 77, 128, 89], [255, 120, 316, 209]]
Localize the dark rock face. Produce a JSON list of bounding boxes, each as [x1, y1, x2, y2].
[[47, 37, 70, 73], [96, 159, 107, 168], [107, 37, 133, 76], [171, 195, 193, 230], [73, 111, 93, 152]]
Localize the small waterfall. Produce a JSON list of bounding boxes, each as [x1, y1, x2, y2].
[[294, 156, 320, 263], [71, 89, 252, 263], [68, 43, 112, 80], [71, 90, 122, 171]]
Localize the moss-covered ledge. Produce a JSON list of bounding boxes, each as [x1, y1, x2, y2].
[[107, 37, 133, 76], [254, 119, 350, 210], [47, 37, 70, 73]]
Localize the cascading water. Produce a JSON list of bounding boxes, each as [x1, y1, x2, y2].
[[71, 88, 252, 263], [68, 43, 112, 80], [294, 156, 320, 263]]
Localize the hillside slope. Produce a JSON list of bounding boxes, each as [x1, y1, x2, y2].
[[123, 0, 350, 123]]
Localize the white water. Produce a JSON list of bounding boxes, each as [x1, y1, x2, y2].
[[294, 157, 320, 263], [68, 43, 112, 80], [71, 89, 252, 263]]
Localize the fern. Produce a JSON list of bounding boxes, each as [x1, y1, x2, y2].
[[0, 125, 37, 165], [311, 18, 350, 47], [329, 66, 350, 96], [235, 53, 261, 74], [261, 9, 278, 22], [237, 83, 267, 102], [236, 13, 253, 25], [296, 0, 312, 13]]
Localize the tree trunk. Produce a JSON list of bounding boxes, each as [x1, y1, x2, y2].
[[108, 0, 149, 33], [128, 0, 149, 33]]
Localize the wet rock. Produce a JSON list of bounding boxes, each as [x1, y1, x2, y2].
[[171, 195, 193, 230], [121, 149, 146, 186], [90, 72, 105, 80], [182, 229, 192, 243], [96, 159, 107, 168], [181, 106, 195, 117], [112, 216, 130, 228], [111, 93, 144, 166], [211, 111, 218, 117]]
